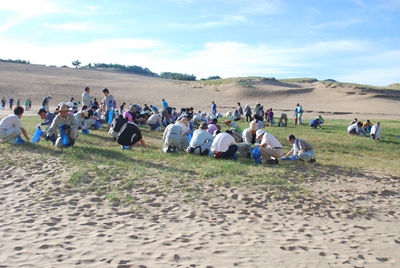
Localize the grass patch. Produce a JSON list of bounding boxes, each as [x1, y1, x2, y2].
[[1, 115, 399, 208]]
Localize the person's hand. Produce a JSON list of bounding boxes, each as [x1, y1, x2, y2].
[[62, 125, 71, 130], [37, 123, 41, 128]]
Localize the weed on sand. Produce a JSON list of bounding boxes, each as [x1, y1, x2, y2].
[[1, 115, 399, 209]]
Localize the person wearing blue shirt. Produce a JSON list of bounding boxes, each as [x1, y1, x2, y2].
[[309, 118, 322, 129], [211, 101, 217, 115], [162, 99, 169, 109], [150, 104, 159, 113]]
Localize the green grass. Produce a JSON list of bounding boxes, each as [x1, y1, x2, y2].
[[1, 115, 399, 208]]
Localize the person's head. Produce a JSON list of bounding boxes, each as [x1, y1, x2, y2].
[[223, 119, 231, 126], [82, 105, 88, 110], [37, 108, 47, 119], [253, 114, 259, 120], [102, 88, 109, 96], [237, 102, 241, 106], [81, 110, 88, 118], [123, 111, 133, 122], [296, 103, 300, 107], [84, 86, 90, 93], [376, 122, 380, 126], [366, 119, 370, 123], [200, 122, 208, 131], [287, 134, 296, 144], [14, 106, 24, 118], [256, 129, 265, 141], [249, 121, 258, 134], [353, 117, 358, 122], [225, 129, 233, 136], [212, 101, 214, 104], [58, 104, 70, 118], [70, 97, 74, 102], [357, 122, 363, 127], [212, 118, 218, 124]]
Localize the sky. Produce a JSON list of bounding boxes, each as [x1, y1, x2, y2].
[[0, 0, 399, 86]]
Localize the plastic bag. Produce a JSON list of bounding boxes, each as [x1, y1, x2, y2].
[[59, 125, 70, 147], [32, 127, 44, 143], [14, 135, 26, 144], [108, 109, 114, 126], [81, 129, 90, 134], [252, 147, 262, 164]]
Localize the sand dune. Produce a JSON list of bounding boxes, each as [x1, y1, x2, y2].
[[1, 62, 399, 120]]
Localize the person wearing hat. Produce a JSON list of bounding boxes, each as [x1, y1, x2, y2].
[[256, 129, 284, 164], [46, 104, 79, 147], [101, 88, 115, 125], [283, 134, 315, 163], [41, 95, 52, 112], [186, 122, 215, 155], [210, 130, 238, 160], [0, 106, 30, 143], [223, 119, 242, 141], [237, 121, 259, 158], [37, 108, 56, 143], [82, 87, 93, 107]]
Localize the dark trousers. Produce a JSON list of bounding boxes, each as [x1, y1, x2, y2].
[[221, 144, 238, 159]]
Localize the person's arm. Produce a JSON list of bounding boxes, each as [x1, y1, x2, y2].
[[21, 127, 30, 142], [283, 148, 293, 158], [139, 138, 148, 149]]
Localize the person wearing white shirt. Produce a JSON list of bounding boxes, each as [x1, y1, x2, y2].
[[0, 107, 30, 143], [210, 131, 238, 160], [82, 87, 93, 107], [370, 122, 382, 140], [256, 129, 284, 164]]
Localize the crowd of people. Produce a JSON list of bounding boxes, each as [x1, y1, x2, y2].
[[0, 88, 384, 163]]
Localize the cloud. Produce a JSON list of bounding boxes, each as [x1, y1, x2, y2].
[[0, 0, 60, 16], [42, 22, 89, 30]]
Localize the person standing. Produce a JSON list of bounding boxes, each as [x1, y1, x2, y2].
[[101, 88, 115, 125], [0, 106, 30, 143], [244, 104, 252, 122], [211, 101, 217, 116], [162, 99, 169, 109], [82, 87, 93, 107], [295, 103, 304, 125], [9, 97, 14, 110], [237, 102, 243, 118], [256, 129, 284, 164], [1, 97, 6, 109], [42, 95, 52, 112], [254, 102, 261, 117]]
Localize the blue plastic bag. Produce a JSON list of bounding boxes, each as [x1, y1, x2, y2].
[[281, 155, 298, 161], [93, 120, 102, 130], [187, 132, 192, 144], [252, 147, 262, 164], [32, 127, 44, 143], [14, 135, 26, 144], [59, 125, 70, 147], [108, 109, 114, 126], [81, 129, 90, 134]]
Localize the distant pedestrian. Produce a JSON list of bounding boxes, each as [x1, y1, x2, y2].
[[82, 86, 93, 107], [9, 97, 14, 110], [1, 97, 5, 109]]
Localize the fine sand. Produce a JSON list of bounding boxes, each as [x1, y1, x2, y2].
[[1, 62, 400, 267]]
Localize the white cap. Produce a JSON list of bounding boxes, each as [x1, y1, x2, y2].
[[256, 129, 265, 138]]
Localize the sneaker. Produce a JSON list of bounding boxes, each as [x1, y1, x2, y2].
[[309, 158, 316, 163], [266, 160, 276, 164], [274, 158, 279, 164]]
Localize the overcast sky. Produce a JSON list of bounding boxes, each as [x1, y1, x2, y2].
[[0, 0, 399, 85]]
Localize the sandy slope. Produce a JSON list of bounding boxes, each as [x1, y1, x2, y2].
[[0, 62, 399, 120]]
